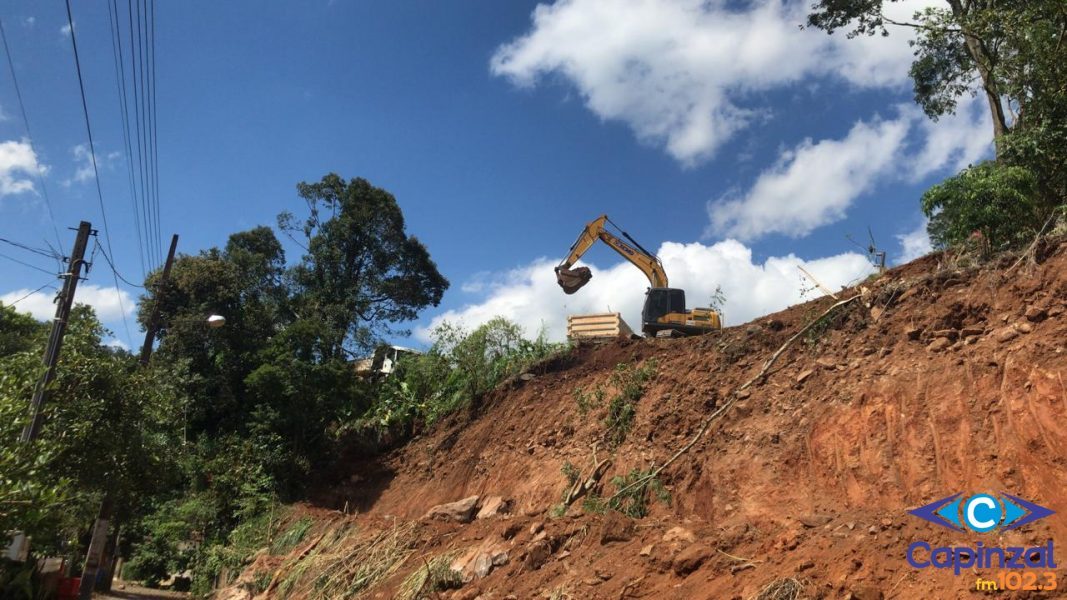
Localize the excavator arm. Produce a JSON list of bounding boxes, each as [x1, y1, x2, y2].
[[556, 214, 668, 294]]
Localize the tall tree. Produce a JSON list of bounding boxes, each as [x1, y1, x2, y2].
[[280, 174, 449, 360], [807, 0, 1065, 154]]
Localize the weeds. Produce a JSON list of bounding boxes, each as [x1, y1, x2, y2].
[[603, 360, 657, 446], [275, 521, 417, 600], [572, 385, 605, 415], [752, 577, 806, 600], [397, 551, 463, 600], [271, 516, 313, 555], [608, 468, 670, 518]]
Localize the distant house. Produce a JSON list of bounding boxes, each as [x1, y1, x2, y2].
[[353, 344, 419, 378]]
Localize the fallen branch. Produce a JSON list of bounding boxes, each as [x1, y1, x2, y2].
[[563, 444, 612, 507], [607, 294, 862, 504]]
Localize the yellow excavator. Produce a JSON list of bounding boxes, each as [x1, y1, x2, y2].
[[555, 215, 721, 337]]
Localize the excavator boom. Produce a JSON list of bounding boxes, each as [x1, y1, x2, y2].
[[555, 215, 668, 293]]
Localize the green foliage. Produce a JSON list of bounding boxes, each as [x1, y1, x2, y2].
[[580, 493, 607, 515], [280, 174, 449, 358], [603, 360, 657, 447], [572, 384, 604, 416], [921, 161, 1041, 252], [271, 516, 313, 556], [608, 468, 671, 518], [808, 0, 1067, 225], [363, 318, 568, 435], [2, 175, 455, 593]]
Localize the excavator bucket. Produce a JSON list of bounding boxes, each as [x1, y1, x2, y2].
[[556, 266, 592, 294]]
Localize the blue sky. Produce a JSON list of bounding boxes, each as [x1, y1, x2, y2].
[[0, 0, 989, 348]]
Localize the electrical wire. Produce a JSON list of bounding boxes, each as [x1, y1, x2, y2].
[[5, 280, 59, 308], [0, 236, 63, 261], [0, 18, 66, 257], [107, 0, 147, 279], [149, 0, 162, 263], [0, 251, 59, 276], [64, 0, 134, 345], [129, 0, 157, 267], [93, 238, 145, 288]]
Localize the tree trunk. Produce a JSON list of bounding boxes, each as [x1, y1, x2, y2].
[[964, 35, 1009, 156], [948, 0, 1008, 156]]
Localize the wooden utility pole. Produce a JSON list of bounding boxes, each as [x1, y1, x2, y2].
[[140, 234, 178, 364], [22, 221, 92, 443], [80, 234, 178, 599]]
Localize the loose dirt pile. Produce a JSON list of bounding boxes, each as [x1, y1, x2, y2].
[[223, 240, 1067, 600]]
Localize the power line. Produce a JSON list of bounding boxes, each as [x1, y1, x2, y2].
[[0, 251, 59, 276], [64, 0, 134, 346], [0, 236, 62, 261], [129, 0, 157, 267], [107, 0, 147, 279], [5, 280, 59, 308], [93, 238, 145, 288], [0, 18, 66, 257], [149, 0, 162, 263]]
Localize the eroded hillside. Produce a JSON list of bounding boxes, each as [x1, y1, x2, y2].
[[221, 240, 1067, 600]]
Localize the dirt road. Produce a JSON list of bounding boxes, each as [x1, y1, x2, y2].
[[95, 582, 188, 600]]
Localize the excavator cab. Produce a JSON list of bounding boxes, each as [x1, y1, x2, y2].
[[642, 288, 686, 323]]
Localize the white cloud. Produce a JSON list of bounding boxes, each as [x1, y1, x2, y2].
[[895, 218, 932, 264], [104, 338, 130, 351], [708, 115, 911, 240], [1, 284, 136, 323], [0, 139, 44, 198], [908, 95, 991, 180], [60, 22, 73, 37], [416, 240, 873, 343], [64, 144, 119, 186], [491, 0, 936, 164]]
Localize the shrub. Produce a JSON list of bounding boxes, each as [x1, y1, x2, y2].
[[362, 318, 568, 435], [603, 360, 657, 446], [921, 161, 1041, 253]]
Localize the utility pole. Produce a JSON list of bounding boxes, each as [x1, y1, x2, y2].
[[22, 221, 92, 443], [80, 234, 178, 599], [140, 234, 178, 364]]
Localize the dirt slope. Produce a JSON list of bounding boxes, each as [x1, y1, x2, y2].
[[226, 240, 1067, 600]]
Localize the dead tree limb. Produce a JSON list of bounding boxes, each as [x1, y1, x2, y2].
[[563, 444, 612, 507]]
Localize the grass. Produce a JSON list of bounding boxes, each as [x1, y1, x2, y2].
[[397, 551, 463, 600], [608, 467, 670, 518], [274, 520, 418, 600], [271, 516, 313, 555], [752, 577, 806, 600]]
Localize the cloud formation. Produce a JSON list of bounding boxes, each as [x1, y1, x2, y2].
[[1, 284, 136, 323], [65, 144, 120, 186], [895, 218, 933, 264], [708, 115, 911, 240], [0, 139, 44, 198], [417, 239, 874, 343], [492, 0, 936, 164], [704, 98, 990, 241]]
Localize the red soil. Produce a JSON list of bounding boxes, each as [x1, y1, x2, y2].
[[233, 239, 1067, 600]]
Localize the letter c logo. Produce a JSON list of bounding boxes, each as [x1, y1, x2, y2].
[[965, 494, 1002, 532]]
